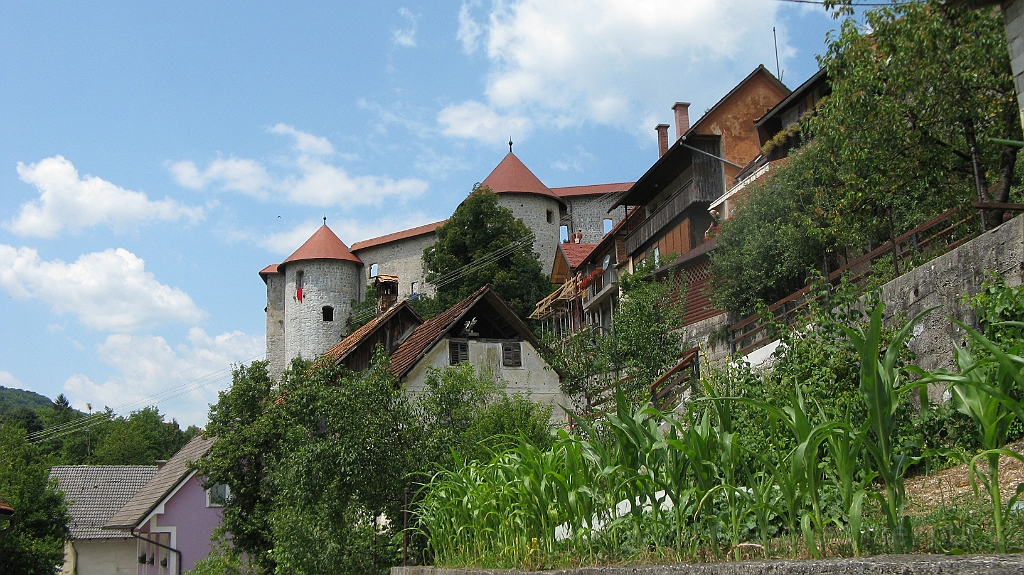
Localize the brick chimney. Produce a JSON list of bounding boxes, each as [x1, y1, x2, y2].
[[673, 102, 690, 140], [656, 124, 670, 157]]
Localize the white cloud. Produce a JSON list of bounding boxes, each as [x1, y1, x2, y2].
[[446, 0, 795, 141], [261, 214, 439, 255], [169, 157, 272, 197], [260, 220, 324, 255], [393, 8, 420, 48], [0, 371, 23, 388], [171, 125, 428, 207], [63, 328, 265, 427], [438, 100, 533, 143], [268, 123, 335, 155], [0, 245, 204, 332], [5, 156, 204, 238]]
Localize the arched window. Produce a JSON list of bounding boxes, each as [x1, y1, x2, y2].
[[603, 218, 613, 235], [369, 263, 379, 278], [559, 225, 569, 242], [322, 306, 334, 322]]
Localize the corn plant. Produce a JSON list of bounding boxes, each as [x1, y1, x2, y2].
[[840, 303, 932, 553], [913, 320, 1024, 552]]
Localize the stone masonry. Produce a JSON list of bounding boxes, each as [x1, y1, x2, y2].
[[283, 259, 359, 370], [353, 233, 438, 302]]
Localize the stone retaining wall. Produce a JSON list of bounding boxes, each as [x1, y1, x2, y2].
[[392, 553, 1024, 575]]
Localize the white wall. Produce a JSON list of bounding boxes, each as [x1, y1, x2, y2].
[[62, 539, 138, 575]]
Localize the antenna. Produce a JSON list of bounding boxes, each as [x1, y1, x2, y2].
[[323, 215, 327, 225], [773, 27, 783, 82], [509, 136, 513, 154]]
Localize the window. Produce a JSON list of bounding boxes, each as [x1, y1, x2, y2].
[[369, 263, 379, 278], [603, 218, 613, 235], [546, 210, 554, 224], [295, 270, 304, 302], [322, 306, 334, 322], [559, 225, 569, 242], [653, 247, 660, 266], [449, 340, 469, 365], [207, 484, 229, 507], [502, 342, 522, 367], [410, 281, 417, 294]]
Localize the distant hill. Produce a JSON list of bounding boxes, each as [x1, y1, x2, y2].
[[0, 386, 53, 414]]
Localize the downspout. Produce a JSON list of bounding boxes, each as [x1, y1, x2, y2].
[[131, 529, 182, 575]]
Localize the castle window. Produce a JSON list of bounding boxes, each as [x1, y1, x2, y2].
[[603, 218, 613, 235], [322, 306, 334, 322], [410, 281, 417, 294], [559, 225, 569, 242], [449, 340, 469, 365], [295, 270, 304, 302], [369, 263, 379, 278], [502, 342, 522, 367], [546, 210, 554, 224]]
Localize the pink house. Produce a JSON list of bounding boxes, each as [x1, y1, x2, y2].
[[104, 436, 222, 574]]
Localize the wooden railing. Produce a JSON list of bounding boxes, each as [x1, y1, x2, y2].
[[728, 207, 979, 357], [625, 180, 694, 255], [650, 347, 700, 411]]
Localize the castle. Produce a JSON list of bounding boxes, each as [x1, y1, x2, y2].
[[259, 151, 632, 379]]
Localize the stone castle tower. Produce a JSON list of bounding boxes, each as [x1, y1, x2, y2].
[[261, 225, 362, 379]]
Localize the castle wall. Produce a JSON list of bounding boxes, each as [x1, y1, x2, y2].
[[352, 232, 437, 302], [563, 196, 628, 244], [283, 259, 359, 366], [497, 193, 563, 276], [265, 273, 286, 380]]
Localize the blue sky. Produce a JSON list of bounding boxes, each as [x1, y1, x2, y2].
[[1, 0, 847, 427]]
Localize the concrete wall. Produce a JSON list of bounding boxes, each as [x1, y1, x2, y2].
[[353, 233, 438, 301], [497, 193, 563, 276], [62, 539, 137, 575], [283, 259, 360, 366], [403, 337, 567, 421], [265, 273, 286, 380], [563, 196, 627, 245], [393, 553, 1024, 575]]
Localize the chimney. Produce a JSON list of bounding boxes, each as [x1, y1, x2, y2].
[[673, 102, 690, 140], [655, 124, 670, 157]]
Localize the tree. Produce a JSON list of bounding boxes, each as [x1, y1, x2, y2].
[[418, 187, 551, 320], [0, 424, 70, 575], [812, 1, 1021, 232], [90, 407, 196, 465]]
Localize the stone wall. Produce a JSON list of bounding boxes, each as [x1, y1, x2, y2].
[[563, 195, 628, 245], [265, 272, 286, 380], [392, 554, 1024, 575], [283, 259, 360, 366], [497, 193, 563, 275], [353, 232, 438, 302]]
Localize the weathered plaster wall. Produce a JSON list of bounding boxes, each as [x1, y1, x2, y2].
[[497, 194, 563, 276], [62, 539, 137, 575], [392, 553, 1024, 575], [563, 196, 627, 245], [676, 312, 731, 364], [265, 272, 286, 380], [880, 214, 1024, 390], [283, 259, 359, 365], [354, 233, 438, 301], [403, 337, 567, 420]]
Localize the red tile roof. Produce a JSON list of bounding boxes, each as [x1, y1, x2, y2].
[[479, 153, 565, 205], [282, 225, 362, 266], [388, 286, 490, 379], [551, 182, 634, 197], [258, 264, 280, 279], [559, 243, 598, 268], [322, 300, 422, 364], [350, 221, 446, 252]]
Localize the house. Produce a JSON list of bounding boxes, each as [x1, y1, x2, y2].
[[613, 65, 789, 326], [103, 436, 221, 575], [327, 285, 568, 419], [49, 465, 158, 575]]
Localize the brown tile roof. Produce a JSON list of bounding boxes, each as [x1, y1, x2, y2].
[[258, 264, 280, 282], [104, 436, 214, 530], [550, 182, 634, 197], [322, 300, 422, 364], [479, 153, 565, 205], [350, 220, 446, 252], [49, 465, 158, 539], [282, 225, 362, 266], [559, 243, 598, 269], [388, 286, 489, 379]]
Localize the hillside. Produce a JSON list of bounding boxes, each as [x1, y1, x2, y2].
[[0, 386, 53, 414]]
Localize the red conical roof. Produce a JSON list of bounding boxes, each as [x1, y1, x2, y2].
[[282, 225, 362, 265], [479, 153, 564, 205]]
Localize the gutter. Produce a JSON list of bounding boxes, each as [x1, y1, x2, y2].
[[131, 529, 182, 575]]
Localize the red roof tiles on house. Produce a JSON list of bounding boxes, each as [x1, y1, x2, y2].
[[322, 300, 422, 364], [560, 243, 598, 269], [479, 153, 565, 205], [388, 286, 490, 379], [550, 182, 634, 197], [350, 221, 446, 252], [282, 225, 362, 265], [258, 264, 280, 279]]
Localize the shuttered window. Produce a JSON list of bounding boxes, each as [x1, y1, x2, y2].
[[502, 342, 522, 367], [449, 340, 469, 365]]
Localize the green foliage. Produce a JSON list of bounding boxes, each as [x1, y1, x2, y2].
[[0, 386, 53, 414], [0, 425, 70, 575], [90, 407, 196, 465], [419, 187, 551, 320], [967, 273, 1024, 351]]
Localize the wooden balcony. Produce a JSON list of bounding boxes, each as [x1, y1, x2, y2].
[[624, 179, 695, 255]]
